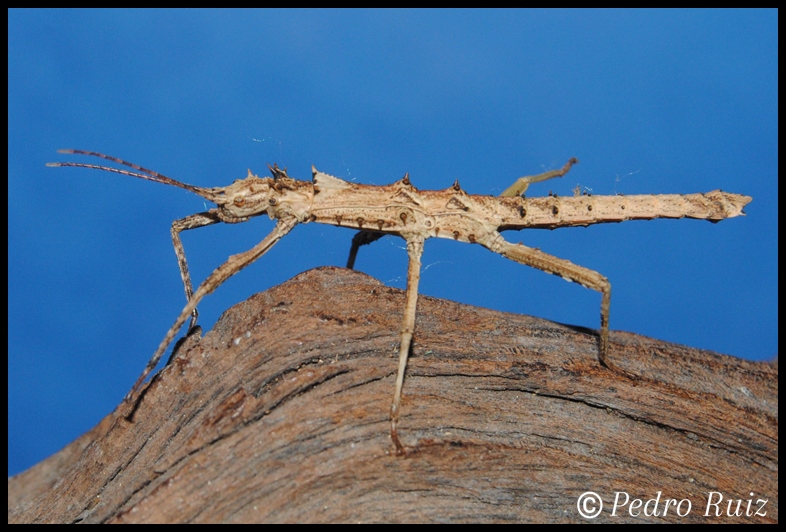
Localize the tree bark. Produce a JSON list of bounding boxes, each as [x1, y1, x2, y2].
[[8, 267, 777, 523]]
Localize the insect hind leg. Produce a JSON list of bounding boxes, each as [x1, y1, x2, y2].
[[500, 158, 578, 198], [478, 231, 611, 367]]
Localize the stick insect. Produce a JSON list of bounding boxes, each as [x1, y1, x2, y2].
[[48, 150, 751, 454]]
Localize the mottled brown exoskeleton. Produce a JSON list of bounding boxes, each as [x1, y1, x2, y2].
[[48, 151, 751, 454]]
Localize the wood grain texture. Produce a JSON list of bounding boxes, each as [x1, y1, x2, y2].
[[8, 267, 777, 523]]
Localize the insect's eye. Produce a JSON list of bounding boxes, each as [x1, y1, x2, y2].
[[234, 197, 246, 207]]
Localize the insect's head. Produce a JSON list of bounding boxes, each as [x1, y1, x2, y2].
[[212, 169, 277, 220], [213, 163, 313, 221]]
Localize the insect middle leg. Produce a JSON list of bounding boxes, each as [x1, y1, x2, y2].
[[478, 231, 611, 366], [171, 211, 222, 328], [346, 230, 385, 269]]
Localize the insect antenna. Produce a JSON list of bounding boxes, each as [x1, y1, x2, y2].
[[47, 149, 222, 202]]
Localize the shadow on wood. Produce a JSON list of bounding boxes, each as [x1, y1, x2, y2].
[[8, 267, 778, 523]]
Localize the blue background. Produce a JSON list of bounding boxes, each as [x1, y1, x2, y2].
[[8, 9, 777, 476]]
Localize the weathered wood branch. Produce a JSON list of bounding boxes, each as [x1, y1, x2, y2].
[[8, 267, 777, 523]]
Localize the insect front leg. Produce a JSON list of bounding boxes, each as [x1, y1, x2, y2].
[[122, 217, 298, 419], [171, 211, 223, 328], [390, 235, 425, 455], [478, 231, 611, 366]]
